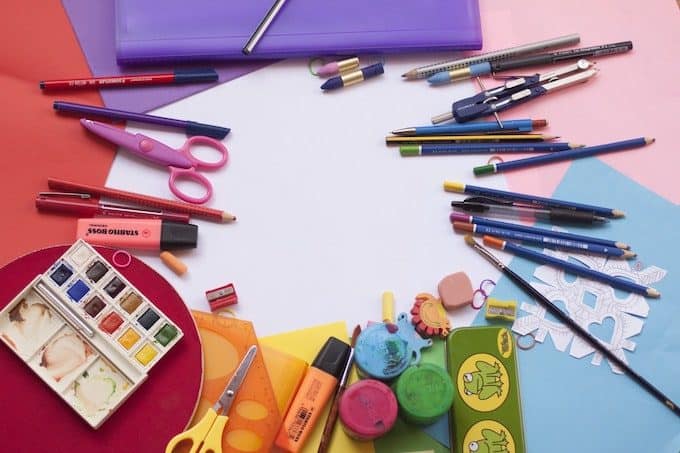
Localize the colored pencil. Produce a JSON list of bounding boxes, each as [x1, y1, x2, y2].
[[482, 234, 657, 295], [474, 137, 653, 175], [391, 119, 547, 136], [452, 221, 635, 258], [386, 134, 557, 145], [464, 235, 679, 418], [400, 142, 579, 156], [444, 181, 624, 218], [449, 212, 629, 249], [47, 178, 236, 223]]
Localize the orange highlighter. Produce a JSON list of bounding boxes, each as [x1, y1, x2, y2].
[[275, 336, 351, 452]]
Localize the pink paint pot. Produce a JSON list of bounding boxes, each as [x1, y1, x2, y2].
[[338, 379, 398, 441]]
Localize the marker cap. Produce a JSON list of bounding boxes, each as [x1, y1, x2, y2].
[[185, 121, 230, 139], [399, 145, 421, 156], [312, 336, 351, 379], [160, 221, 198, 249], [173, 68, 219, 84], [473, 163, 496, 175]]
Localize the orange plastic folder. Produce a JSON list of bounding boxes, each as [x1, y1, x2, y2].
[[191, 311, 281, 452], [0, 0, 115, 266]]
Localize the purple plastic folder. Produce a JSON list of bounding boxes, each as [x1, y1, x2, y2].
[[115, 0, 482, 64], [62, 0, 270, 112]]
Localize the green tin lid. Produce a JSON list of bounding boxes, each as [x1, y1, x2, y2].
[[394, 363, 454, 425]]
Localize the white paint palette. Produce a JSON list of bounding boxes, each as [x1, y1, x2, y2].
[[0, 240, 183, 428]]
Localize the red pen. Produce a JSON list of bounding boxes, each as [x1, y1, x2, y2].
[[35, 193, 191, 223], [39, 68, 218, 90]]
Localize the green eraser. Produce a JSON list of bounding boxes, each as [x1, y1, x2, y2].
[[473, 163, 496, 175], [399, 145, 421, 157]]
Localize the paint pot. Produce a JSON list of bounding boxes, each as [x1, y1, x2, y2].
[[354, 313, 432, 381], [339, 379, 398, 441], [394, 363, 454, 425]]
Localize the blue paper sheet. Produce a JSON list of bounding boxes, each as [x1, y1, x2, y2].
[[474, 159, 680, 452]]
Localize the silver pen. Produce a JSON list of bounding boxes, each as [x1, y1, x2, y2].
[[401, 33, 580, 80], [243, 0, 288, 55]]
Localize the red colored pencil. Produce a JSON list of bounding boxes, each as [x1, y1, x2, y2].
[[47, 178, 236, 223], [39, 69, 218, 90]]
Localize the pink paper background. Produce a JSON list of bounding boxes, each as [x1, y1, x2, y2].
[[476, 0, 680, 204]]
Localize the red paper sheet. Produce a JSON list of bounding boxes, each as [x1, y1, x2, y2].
[[0, 0, 115, 266]]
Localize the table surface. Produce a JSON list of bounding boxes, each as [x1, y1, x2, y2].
[[2, 1, 679, 452]]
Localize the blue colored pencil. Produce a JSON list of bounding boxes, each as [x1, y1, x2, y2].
[[391, 119, 545, 136], [453, 221, 635, 258], [450, 212, 630, 249], [400, 142, 579, 156], [444, 181, 624, 218], [483, 235, 659, 297], [474, 137, 654, 175]]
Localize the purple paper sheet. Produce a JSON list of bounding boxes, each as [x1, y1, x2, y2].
[[61, 0, 271, 112]]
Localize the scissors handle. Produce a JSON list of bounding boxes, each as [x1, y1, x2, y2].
[[180, 136, 229, 169], [165, 408, 229, 453], [168, 167, 214, 204]]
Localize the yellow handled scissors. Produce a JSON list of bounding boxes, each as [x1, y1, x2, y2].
[[165, 345, 257, 453]]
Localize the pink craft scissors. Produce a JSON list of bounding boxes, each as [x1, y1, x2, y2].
[[80, 119, 228, 204]]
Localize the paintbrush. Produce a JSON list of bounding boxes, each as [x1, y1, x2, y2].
[[317, 324, 362, 453], [463, 234, 680, 418]]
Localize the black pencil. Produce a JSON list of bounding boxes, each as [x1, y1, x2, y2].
[[463, 234, 680, 418]]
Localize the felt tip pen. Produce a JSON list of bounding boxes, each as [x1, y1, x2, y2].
[[39, 68, 218, 90], [275, 337, 351, 452], [36, 195, 191, 223], [321, 63, 384, 91], [428, 41, 633, 85], [53, 101, 230, 139], [76, 218, 198, 251]]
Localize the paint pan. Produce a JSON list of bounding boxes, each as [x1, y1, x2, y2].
[[0, 239, 183, 428]]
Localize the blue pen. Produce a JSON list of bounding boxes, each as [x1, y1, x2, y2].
[[400, 142, 579, 156], [474, 137, 653, 175], [483, 235, 659, 297], [450, 212, 630, 250], [453, 221, 635, 259], [391, 119, 545, 136]]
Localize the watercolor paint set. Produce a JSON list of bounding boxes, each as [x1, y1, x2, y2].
[[0, 240, 183, 428]]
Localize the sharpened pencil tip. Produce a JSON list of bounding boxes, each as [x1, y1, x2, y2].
[[647, 288, 661, 298], [612, 209, 626, 218], [222, 212, 237, 223], [615, 242, 631, 250], [645, 137, 656, 144], [569, 143, 586, 148], [622, 250, 637, 259]]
